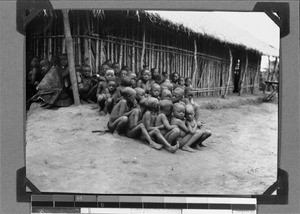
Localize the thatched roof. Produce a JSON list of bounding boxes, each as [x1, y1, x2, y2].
[[143, 11, 279, 57], [33, 10, 279, 57]]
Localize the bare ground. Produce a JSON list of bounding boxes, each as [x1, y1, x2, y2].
[[26, 94, 278, 195]]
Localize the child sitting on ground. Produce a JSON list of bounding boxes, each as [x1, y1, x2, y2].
[[171, 87, 185, 105], [111, 75, 132, 109], [150, 83, 161, 99], [155, 100, 178, 137], [170, 102, 189, 139], [170, 72, 179, 89], [161, 80, 174, 92], [183, 87, 195, 105], [177, 76, 186, 90], [27, 57, 41, 99], [160, 89, 172, 101], [134, 87, 146, 103], [150, 67, 163, 84], [134, 87, 147, 115], [129, 72, 137, 88], [96, 68, 115, 113], [142, 97, 179, 153], [136, 69, 151, 94], [138, 97, 147, 116], [184, 104, 212, 150], [185, 77, 192, 89], [115, 69, 128, 85], [78, 65, 93, 102], [170, 103, 196, 152], [108, 87, 137, 138], [161, 71, 170, 83], [112, 62, 121, 77], [126, 100, 163, 150], [100, 79, 118, 115]]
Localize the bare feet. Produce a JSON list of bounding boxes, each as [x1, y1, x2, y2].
[[113, 131, 122, 139], [149, 140, 163, 150], [166, 141, 179, 153], [41, 102, 48, 107], [43, 104, 54, 109], [181, 146, 196, 153], [90, 105, 99, 110], [98, 111, 106, 116], [195, 145, 202, 150]]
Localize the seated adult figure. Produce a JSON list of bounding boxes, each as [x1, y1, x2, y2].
[[29, 59, 72, 109]]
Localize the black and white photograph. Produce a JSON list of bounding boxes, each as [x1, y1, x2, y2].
[[25, 10, 279, 195]]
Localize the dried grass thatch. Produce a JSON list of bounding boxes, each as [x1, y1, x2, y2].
[[143, 11, 279, 57], [32, 9, 278, 57]]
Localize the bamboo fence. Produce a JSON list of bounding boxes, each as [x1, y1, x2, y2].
[[26, 10, 262, 97]]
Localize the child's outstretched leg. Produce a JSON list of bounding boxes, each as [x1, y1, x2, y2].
[[127, 109, 162, 150], [108, 116, 128, 139], [149, 129, 179, 153]]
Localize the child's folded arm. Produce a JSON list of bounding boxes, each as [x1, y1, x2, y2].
[[162, 115, 177, 130]]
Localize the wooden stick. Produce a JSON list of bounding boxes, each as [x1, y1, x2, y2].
[[48, 37, 52, 61], [266, 55, 271, 81], [95, 38, 99, 73], [251, 56, 261, 94], [107, 40, 110, 62], [239, 52, 248, 96], [76, 15, 81, 65], [191, 39, 198, 87], [140, 25, 146, 69], [132, 42, 135, 73], [271, 57, 278, 81], [100, 39, 105, 66], [149, 35, 152, 69], [62, 10, 80, 105], [115, 41, 118, 64], [119, 42, 123, 67], [110, 41, 114, 63]]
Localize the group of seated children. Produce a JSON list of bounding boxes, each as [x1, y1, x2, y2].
[[27, 56, 211, 153], [96, 64, 211, 153]]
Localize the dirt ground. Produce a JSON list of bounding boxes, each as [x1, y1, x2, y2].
[[26, 94, 278, 195]]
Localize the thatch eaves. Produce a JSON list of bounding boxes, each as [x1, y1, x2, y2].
[[143, 11, 279, 57]]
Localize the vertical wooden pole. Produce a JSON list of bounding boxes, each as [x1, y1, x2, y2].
[[86, 12, 92, 68], [48, 37, 52, 61], [62, 38, 66, 54], [239, 52, 248, 96], [119, 43, 123, 67], [95, 38, 100, 74], [43, 37, 47, 59], [110, 42, 114, 63], [271, 57, 278, 81], [132, 42, 135, 73], [62, 10, 80, 105], [76, 15, 82, 65], [149, 35, 152, 69], [251, 56, 261, 94], [191, 39, 198, 87], [266, 56, 271, 81], [100, 39, 105, 66], [140, 25, 146, 69]]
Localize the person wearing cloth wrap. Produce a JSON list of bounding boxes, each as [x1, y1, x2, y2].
[[29, 59, 72, 109]]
